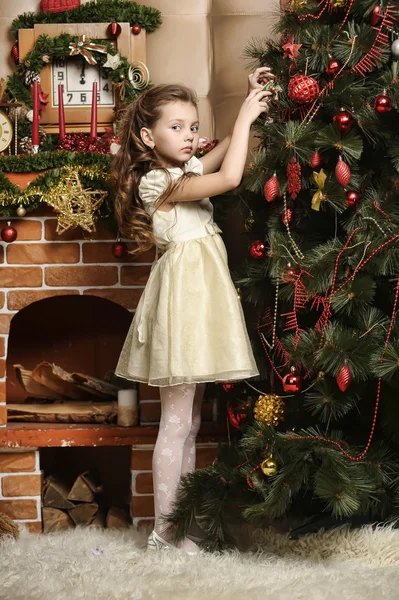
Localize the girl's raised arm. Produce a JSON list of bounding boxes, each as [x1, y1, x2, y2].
[[165, 88, 271, 203]]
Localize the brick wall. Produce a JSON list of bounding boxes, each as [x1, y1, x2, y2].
[[0, 207, 155, 426], [0, 449, 43, 533]]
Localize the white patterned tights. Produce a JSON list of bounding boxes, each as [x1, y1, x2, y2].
[[152, 382, 205, 553]]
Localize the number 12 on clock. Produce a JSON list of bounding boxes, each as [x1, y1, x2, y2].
[[52, 58, 115, 107]]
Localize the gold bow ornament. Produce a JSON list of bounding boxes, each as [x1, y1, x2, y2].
[[69, 35, 107, 65], [311, 168, 327, 211]]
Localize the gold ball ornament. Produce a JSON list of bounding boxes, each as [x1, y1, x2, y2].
[[261, 456, 278, 476], [236, 287, 242, 300], [16, 206, 27, 217], [254, 394, 285, 427]]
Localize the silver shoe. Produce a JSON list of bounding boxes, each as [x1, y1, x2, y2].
[[147, 530, 174, 551]]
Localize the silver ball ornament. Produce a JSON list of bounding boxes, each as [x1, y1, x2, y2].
[[391, 39, 399, 58], [16, 206, 26, 217]]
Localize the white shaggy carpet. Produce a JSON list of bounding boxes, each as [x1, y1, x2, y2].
[[1, 524, 399, 600]]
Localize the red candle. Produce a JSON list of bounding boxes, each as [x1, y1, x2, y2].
[[32, 81, 40, 148], [90, 81, 98, 139], [58, 84, 66, 140]]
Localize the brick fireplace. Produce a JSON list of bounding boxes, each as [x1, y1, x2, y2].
[[0, 208, 223, 532]]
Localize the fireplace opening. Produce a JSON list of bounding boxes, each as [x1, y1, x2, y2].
[[6, 295, 132, 421], [40, 445, 132, 532]]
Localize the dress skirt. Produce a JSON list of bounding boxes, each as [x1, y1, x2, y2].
[[115, 230, 259, 387]]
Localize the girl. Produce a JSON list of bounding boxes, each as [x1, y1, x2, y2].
[[113, 68, 274, 554]]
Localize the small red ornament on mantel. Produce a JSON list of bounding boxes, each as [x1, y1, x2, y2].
[[335, 156, 351, 187], [374, 90, 392, 113], [250, 240, 266, 259], [333, 109, 354, 133], [264, 174, 280, 202], [131, 24, 142, 35], [112, 240, 127, 258], [370, 4, 383, 26], [336, 363, 352, 392], [107, 23, 122, 37], [309, 151, 323, 170], [1, 222, 17, 243], [11, 44, 19, 65], [282, 367, 303, 393], [345, 190, 361, 208]]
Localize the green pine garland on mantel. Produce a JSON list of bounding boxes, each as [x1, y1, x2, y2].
[[11, 0, 162, 39]]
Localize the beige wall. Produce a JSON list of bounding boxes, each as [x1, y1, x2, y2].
[[0, 0, 278, 138]]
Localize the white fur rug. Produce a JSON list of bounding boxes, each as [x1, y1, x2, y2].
[[1, 525, 399, 600]]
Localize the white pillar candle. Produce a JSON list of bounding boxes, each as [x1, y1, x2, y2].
[[117, 388, 138, 427]]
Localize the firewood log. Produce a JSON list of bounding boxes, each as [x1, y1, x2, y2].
[[42, 507, 75, 533]]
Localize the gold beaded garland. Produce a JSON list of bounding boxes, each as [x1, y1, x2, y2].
[[254, 393, 285, 427]]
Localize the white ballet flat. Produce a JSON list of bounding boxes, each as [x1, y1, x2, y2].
[[147, 530, 174, 551]]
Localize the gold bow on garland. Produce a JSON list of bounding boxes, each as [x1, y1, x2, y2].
[[311, 169, 327, 211], [69, 34, 107, 65]]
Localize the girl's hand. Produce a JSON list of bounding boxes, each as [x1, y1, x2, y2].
[[247, 66, 275, 95], [238, 88, 272, 125]]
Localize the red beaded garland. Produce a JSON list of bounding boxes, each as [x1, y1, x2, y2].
[[288, 73, 320, 105]]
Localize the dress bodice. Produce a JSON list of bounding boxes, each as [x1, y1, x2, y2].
[[138, 156, 218, 249]]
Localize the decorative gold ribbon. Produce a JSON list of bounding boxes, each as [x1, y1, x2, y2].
[[311, 168, 327, 211], [69, 35, 107, 65]]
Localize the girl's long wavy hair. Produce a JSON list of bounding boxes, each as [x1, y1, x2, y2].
[[112, 84, 199, 255]]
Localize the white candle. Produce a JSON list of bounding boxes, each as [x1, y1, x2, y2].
[[117, 388, 138, 427]]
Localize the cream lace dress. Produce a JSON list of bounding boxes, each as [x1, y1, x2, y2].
[[115, 156, 259, 387]]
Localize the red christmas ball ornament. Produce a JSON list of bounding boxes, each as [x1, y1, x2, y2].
[[288, 73, 320, 105], [370, 4, 383, 26], [131, 24, 142, 35], [264, 174, 280, 202], [335, 156, 351, 187], [1, 221, 17, 243], [222, 382, 235, 392], [281, 263, 297, 283], [227, 402, 248, 429], [326, 59, 341, 75], [333, 109, 354, 133], [107, 23, 122, 37], [250, 240, 266, 259], [11, 44, 19, 65], [374, 90, 392, 113], [309, 151, 323, 170], [345, 190, 361, 208], [281, 208, 293, 225], [282, 367, 303, 393], [112, 240, 127, 258], [336, 363, 352, 392]]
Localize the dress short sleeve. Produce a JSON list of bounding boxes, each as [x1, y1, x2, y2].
[[138, 156, 203, 212]]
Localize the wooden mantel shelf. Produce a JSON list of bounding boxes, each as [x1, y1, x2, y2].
[[0, 423, 226, 449]]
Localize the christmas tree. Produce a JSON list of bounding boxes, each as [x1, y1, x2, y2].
[[165, 0, 399, 551]]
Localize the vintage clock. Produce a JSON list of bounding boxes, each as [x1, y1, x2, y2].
[[0, 110, 13, 153], [18, 23, 146, 134]]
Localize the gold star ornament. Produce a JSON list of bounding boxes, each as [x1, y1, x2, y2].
[[45, 166, 108, 233]]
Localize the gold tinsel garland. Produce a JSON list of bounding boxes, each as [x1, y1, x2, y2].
[[254, 394, 285, 427]]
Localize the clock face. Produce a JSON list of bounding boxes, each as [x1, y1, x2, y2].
[[0, 111, 13, 153], [51, 57, 115, 108]]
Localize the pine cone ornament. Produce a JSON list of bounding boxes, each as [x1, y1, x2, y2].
[[336, 363, 352, 392], [335, 156, 351, 187], [25, 70, 40, 86], [264, 174, 280, 202], [19, 136, 34, 155]]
